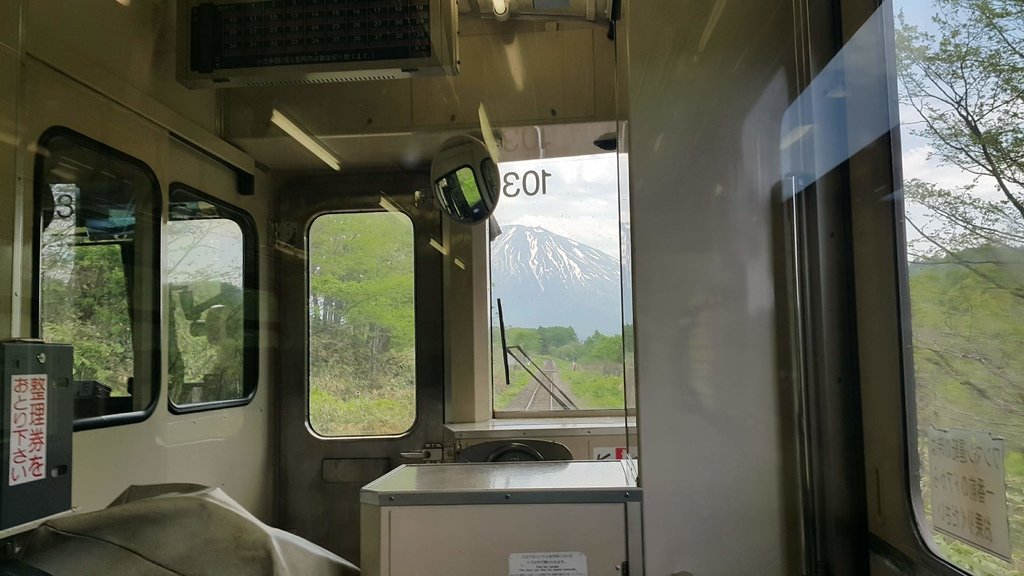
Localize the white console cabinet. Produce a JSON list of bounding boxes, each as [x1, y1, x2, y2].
[[360, 461, 641, 576]]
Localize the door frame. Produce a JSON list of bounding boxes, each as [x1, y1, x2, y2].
[[275, 171, 445, 563]]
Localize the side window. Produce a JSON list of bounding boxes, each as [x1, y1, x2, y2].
[[167, 186, 257, 411], [35, 129, 160, 428], [896, 1, 1023, 572], [307, 212, 417, 437]]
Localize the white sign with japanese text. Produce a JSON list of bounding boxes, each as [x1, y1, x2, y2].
[[9, 374, 47, 486], [509, 552, 587, 576], [927, 427, 1010, 560]]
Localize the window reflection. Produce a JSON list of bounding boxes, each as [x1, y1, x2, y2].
[[167, 187, 254, 410]]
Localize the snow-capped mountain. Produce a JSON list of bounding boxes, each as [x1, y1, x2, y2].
[[491, 225, 623, 337]]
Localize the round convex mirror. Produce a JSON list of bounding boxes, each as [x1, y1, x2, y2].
[[430, 135, 500, 224]]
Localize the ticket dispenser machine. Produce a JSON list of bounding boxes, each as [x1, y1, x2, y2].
[[0, 341, 73, 530]]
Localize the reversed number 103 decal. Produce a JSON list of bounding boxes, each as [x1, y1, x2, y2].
[[502, 170, 552, 197]]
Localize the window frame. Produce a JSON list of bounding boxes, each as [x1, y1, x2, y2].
[[882, 123, 981, 576], [304, 208, 421, 439], [165, 182, 259, 415], [885, 3, 1021, 572], [775, 1, 1011, 572], [838, 1, 995, 573], [31, 126, 162, 431]]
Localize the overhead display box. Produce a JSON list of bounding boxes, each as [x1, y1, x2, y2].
[[178, 0, 458, 88]]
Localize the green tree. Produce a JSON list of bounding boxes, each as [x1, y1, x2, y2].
[[896, 1, 1024, 408], [536, 326, 578, 353], [503, 327, 542, 352], [309, 213, 416, 379], [581, 331, 623, 364], [897, 0, 1024, 267], [40, 199, 134, 394]]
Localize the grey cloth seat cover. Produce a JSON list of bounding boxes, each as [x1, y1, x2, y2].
[[18, 484, 359, 576]]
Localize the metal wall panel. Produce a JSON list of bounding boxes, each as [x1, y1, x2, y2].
[[0, 45, 17, 340], [23, 0, 217, 134], [443, 219, 491, 424], [0, 0, 18, 52], [378, 503, 628, 576], [20, 60, 274, 520], [412, 26, 599, 128], [625, 0, 802, 573]]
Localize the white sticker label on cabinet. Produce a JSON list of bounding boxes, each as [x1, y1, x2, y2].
[[509, 552, 587, 576], [926, 427, 1011, 561], [9, 374, 47, 486]]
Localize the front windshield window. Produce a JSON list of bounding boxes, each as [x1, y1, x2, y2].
[[490, 142, 628, 413]]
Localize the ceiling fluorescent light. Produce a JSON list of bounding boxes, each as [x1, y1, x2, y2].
[[271, 109, 341, 171]]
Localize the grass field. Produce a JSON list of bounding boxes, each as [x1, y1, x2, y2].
[[309, 379, 415, 437]]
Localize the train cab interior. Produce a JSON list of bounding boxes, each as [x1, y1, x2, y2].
[[0, 0, 1023, 575]]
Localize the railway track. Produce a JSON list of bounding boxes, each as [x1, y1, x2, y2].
[[523, 360, 564, 411]]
